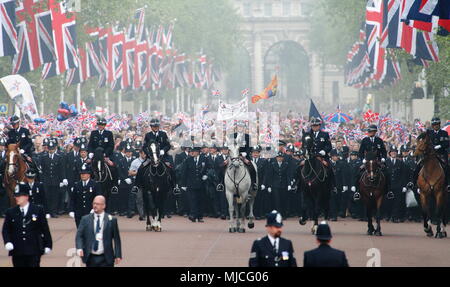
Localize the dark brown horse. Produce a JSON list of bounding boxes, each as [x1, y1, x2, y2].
[[359, 151, 386, 236], [3, 144, 27, 207], [414, 132, 447, 238]]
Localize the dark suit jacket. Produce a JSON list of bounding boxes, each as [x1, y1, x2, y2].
[[75, 213, 122, 265], [359, 136, 387, 160], [249, 235, 297, 267], [303, 244, 349, 267], [40, 153, 65, 186], [180, 156, 209, 190], [2, 203, 52, 256], [7, 127, 33, 155]]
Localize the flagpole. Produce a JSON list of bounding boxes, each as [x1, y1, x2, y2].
[[104, 90, 108, 113], [40, 81, 45, 115], [60, 76, 65, 103], [176, 87, 180, 112], [181, 87, 185, 112], [76, 84, 81, 112], [118, 90, 122, 115], [147, 91, 151, 112]]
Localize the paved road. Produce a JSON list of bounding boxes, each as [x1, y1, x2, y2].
[[0, 216, 449, 267]]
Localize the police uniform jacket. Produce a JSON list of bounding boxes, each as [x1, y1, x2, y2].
[[303, 244, 349, 267], [386, 158, 407, 189], [427, 129, 449, 156], [359, 136, 387, 160], [88, 129, 114, 158], [65, 150, 80, 185], [69, 179, 101, 216], [249, 235, 297, 267], [180, 156, 209, 190], [6, 127, 33, 155], [265, 159, 289, 190], [40, 153, 65, 186], [1, 203, 52, 256], [233, 133, 251, 156], [143, 130, 171, 155], [304, 130, 332, 157], [27, 182, 47, 211]]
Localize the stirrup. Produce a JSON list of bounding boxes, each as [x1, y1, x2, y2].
[[111, 186, 119, 194], [353, 192, 360, 201], [386, 191, 394, 200], [131, 186, 139, 194], [406, 182, 414, 189], [216, 184, 224, 192]]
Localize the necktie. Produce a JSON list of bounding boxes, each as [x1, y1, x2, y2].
[[93, 215, 101, 251], [273, 238, 278, 254], [371, 138, 374, 143], [21, 208, 25, 217], [83, 181, 86, 187], [393, 159, 396, 165]]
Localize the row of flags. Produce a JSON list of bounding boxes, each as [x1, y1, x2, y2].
[[0, 0, 221, 92], [345, 0, 448, 89]]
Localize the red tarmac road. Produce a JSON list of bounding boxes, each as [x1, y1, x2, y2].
[[0, 216, 449, 267]]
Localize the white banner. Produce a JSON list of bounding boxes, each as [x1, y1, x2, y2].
[[217, 98, 248, 121], [0, 75, 39, 121]]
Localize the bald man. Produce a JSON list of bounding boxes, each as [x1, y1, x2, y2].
[[75, 196, 122, 267]]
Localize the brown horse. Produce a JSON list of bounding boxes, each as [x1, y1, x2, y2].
[[3, 144, 27, 207], [414, 132, 447, 238], [359, 151, 386, 236]]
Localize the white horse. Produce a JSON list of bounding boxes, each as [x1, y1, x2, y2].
[[224, 144, 257, 233]]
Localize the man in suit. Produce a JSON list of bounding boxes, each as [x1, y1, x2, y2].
[[76, 195, 122, 267], [303, 221, 349, 267], [180, 147, 210, 222], [69, 164, 101, 227], [249, 210, 296, 267], [40, 141, 66, 218], [117, 144, 135, 217], [174, 143, 191, 217], [216, 145, 230, 219], [2, 184, 52, 267], [251, 146, 269, 219], [385, 146, 407, 223], [88, 117, 115, 159]]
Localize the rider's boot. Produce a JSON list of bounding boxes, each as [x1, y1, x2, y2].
[[353, 167, 363, 201], [407, 161, 422, 191], [247, 162, 258, 191]]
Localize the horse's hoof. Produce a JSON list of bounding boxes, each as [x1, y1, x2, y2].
[[311, 225, 318, 235], [374, 231, 382, 236], [248, 222, 254, 229], [367, 230, 374, 236], [425, 230, 434, 237], [146, 226, 151, 232], [238, 228, 245, 233], [299, 218, 307, 226], [154, 227, 162, 232], [442, 231, 447, 238], [229, 228, 235, 233]]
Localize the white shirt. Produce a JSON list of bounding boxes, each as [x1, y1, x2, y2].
[[91, 212, 105, 255], [82, 179, 90, 187], [268, 234, 279, 253], [20, 202, 30, 216]]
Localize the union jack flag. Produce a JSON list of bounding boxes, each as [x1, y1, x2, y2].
[[0, 0, 17, 57], [122, 23, 135, 90], [133, 8, 148, 90], [66, 46, 87, 86], [41, 0, 78, 79]]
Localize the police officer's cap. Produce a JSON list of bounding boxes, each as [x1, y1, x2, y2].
[[191, 147, 201, 152], [251, 145, 262, 152], [48, 141, 56, 149], [74, 137, 82, 147], [150, 118, 160, 127], [266, 210, 283, 228], [276, 151, 285, 158], [79, 144, 88, 151], [134, 140, 143, 149], [350, 151, 359, 156], [400, 145, 409, 153], [14, 184, 30, 197], [0, 138, 6, 146], [97, 117, 107, 125], [80, 164, 91, 174], [342, 146, 350, 153], [368, 125, 378, 132], [310, 117, 322, 126], [389, 145, 398, 153], [10, 115, 20, 124], [43, 138, 49, 146], [25, 170, 36, 178], [125, 144, 134, 153], [431, 117, 441, 125], [316, 221, 332, 241], [330, 149, 338, 157]]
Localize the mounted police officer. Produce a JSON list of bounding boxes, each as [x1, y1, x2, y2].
[[88, 117, 114, 159], [354, 124, 392, 200], [233, 121, 258, 192], [407, 117, 449, 192], [303, 118, 336, 192], [249, 210, 297, 267], [6, 116, 37, 173], [2, 184, 52, 267], [69, 164, 101, 227]]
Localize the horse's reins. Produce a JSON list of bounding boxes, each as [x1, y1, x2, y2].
[[301, 156, 327, 185], [226, 157, 247, 198], [93, 161, 113, 183]]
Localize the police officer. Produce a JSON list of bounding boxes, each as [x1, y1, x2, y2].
[[385, 146, 407, 222], [408, 117, 449, 191], [88, 117, 114, 159], [174, 142, 191, 217], [355, 125, 391, 199], [24, 170, 48, 216], [180, 147, 210, 223], [40, 141, 66, 218], [2, 184, 52, 267], [74, 144, 91, 175], [0, 138, 8, 217], [400, 145, 420, 222], [249, 210, 296, 267], [348, 151, 364, 220], [69, 164, 101, 227], [329, 149, 346, 221], [264, 152, 290, 216], [233, 121, 258, 191], [117, 144, 135, 217], [216, 145, 230, 220], [251, 146, 269, 219], [6, 116, 36, 172], [66, 138, 83, 189], [129, 149, 147, 220], [303, 118, 336, 192], [303, 221, 349, 267], [206, 144, 220, 218]]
